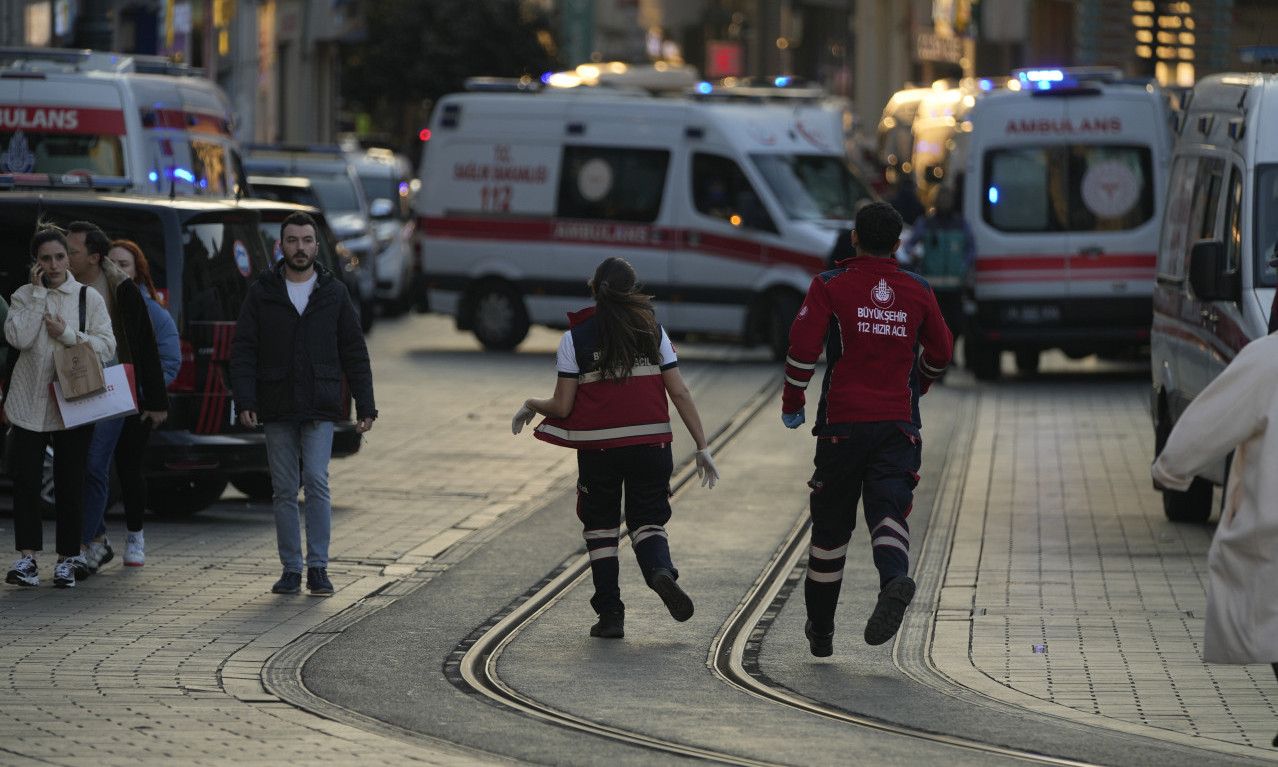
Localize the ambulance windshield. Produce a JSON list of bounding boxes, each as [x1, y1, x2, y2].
[[0, 129, 125, 177], [750, 154, 874, 222]]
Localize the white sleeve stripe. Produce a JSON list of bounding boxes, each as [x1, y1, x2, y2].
[[786, 356, 817, 370], [785, 374, 810, 389]]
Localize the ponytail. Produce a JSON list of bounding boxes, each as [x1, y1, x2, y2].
[[589, 257, 660, 381]]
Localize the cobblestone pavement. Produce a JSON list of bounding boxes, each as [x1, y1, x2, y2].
[[0, 317, 1275, 764], [933, 358, 1277, 758]]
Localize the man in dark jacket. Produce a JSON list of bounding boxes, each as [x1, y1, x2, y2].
[[230, 212, 376, 596], [66, 221, 169, 577]]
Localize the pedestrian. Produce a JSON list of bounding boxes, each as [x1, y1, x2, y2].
[[511, 256, 719, 639], [4, 224, 115, 588], [65, 221, 169, 578], [1151, 332, 1278, 748], [105, 239, 182, 566], [781, 202, 953, 657], [902, 185, 974, 339], [887, 173, 925, 229], [229, 211, 377, 597]]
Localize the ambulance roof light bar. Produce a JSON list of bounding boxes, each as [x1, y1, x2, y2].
[[1013, 67, 1122, 90]]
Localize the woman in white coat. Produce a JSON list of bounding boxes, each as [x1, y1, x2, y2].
[[3, 226, 115, 589], [1152, 331, 1278, 748]]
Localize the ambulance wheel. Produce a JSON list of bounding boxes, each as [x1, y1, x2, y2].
[[470, 281, 529, 350], [766, 290, 802, 361], [147, 478, 229, 517], [1154, 412, 1213, 523], [967, 340, 1001, 381], [1014, 349, 1040, 375]]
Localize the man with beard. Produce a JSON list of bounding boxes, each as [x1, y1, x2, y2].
[[230, 212, 377, 596]]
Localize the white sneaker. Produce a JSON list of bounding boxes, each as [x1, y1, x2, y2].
[[54, 559, 78, 588], [125, 532, 145, 567], [84, 538, 114, 572], [6, 556, 38, 586]]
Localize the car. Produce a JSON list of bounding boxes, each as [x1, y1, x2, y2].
[[243, 146, 379, 331], [0, 183, 363, 515], [244, 174, 369, 329], [345, 147, 417, 316]]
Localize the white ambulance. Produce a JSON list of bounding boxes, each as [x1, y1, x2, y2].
[[0, 48, 245, 196], [416, 83, 878, 356], [962, 68, 1174, 379], [1149, 72, 1278, 522]]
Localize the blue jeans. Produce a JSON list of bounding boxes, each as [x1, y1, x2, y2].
[[263, 420, 335, 573], [82, 415, 126, 546]]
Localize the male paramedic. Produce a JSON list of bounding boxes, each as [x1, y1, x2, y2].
[[781, 201, 953, 657]]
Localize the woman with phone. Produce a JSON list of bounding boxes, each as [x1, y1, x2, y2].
[[3, 225, 115, 589]]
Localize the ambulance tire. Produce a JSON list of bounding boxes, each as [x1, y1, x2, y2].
[[1154, 410, 1213, 523], [1014, 349, 1040, 375], [967, 340, 1001, 381], [147, 478, 229, 517], [470, 280, 530, 351], [766, 290, 802, 361]]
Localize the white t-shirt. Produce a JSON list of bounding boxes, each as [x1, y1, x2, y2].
[[286, 273, 318, 315], [555, 326, 677, 375]]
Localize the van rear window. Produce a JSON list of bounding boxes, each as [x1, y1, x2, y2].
[[983, 145, 1154, 233], [181, 215, 269, 322]]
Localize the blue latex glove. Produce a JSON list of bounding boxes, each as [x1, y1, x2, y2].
[[782, 408, 805, 429]]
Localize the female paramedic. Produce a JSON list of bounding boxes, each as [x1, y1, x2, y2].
[[511, 257, 719, 639]]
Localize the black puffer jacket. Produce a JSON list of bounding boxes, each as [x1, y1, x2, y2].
[[229, 262, 376, 423]]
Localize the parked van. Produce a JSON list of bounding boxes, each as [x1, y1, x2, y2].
[[0, 47, 246, 196], [962, 68, 1174, 379], [0, 186, 362, 515], [1149, 72, 1278, 522], [417, 85, 877, 356]]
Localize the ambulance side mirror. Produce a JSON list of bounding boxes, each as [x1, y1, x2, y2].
[[1187, 239, 1240, 303]]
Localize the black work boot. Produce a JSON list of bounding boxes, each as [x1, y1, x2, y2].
[[864, 575, 915, 645], [649, 568, 694, 622], [590, 610, 624, 638], [805, 620, 835, 657]]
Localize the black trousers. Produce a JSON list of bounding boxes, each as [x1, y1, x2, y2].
[[113, 414, 150, 532], [11, 424, 94, 557], [804, 422, 921, 631], [576, 443, 676, 615]]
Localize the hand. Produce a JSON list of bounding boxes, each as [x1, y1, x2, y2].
[[30, 263, 45, 288], [694, 448, 718, 489], [512, 404, 535, 435], [43, 312, 66, 338], [140, 410, 167, 428], [239, 410, 259, 428], [356, 417, 374, 433], [782, 407, 805, 429]]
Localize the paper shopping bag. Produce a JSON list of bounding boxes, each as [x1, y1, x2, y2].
[[53, 340, 106, 399], [50, 364, 138, 429]]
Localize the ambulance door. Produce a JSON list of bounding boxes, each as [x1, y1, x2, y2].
[[667, 147, 775, 335], [975, 95, 1072, 320], [1061, 95, 1161, 311]]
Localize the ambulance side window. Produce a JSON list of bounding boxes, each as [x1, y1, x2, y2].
[[1223, 166, 1243, 278], [1254, 164, 1278, 288], [1157, 156, 1198, 279], [692, 153, 777, 233], [557, 146, 669, 223]]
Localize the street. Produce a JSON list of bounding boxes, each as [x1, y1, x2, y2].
[[0, 311, 1275, 766]]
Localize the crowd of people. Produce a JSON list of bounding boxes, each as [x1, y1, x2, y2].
[[4, 213, 376, 593]]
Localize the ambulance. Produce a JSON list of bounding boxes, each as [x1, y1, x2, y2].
[[0, 47, 245, 197], [1149, 72, 1278, 522], [962, 68, 1174, 379], [416, 82, 878, 357]]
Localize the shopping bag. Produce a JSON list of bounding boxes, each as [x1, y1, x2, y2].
[[50, 364, 138, 428], [53, 340, 106, 399]]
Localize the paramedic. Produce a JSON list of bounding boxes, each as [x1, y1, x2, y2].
[[511, 257, 719, 639], [781, 202, 953, 657]]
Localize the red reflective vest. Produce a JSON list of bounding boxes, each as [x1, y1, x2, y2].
[[534, 308, 674, 450]]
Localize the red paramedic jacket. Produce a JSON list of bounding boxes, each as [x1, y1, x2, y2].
[[534, 307, 675, 450], [783, 255, 953, 435]]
